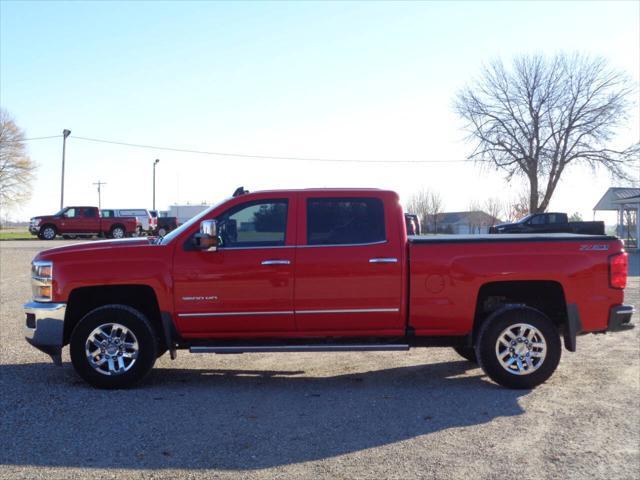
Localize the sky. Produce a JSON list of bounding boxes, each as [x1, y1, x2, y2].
[[1, 0, 639, 222]]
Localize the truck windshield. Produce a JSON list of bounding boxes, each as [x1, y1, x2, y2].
[[159, 198, 228, 245]]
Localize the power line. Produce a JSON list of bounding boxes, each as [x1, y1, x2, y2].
[[71, 135, 468, 164]]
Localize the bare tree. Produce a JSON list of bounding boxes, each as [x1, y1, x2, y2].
[[429, 191, 443, 233], [484, 197, 502, 223], [0, 110, 36, 212], [406, 189, 444, 233], [455, 53, 639, 213], [502, 190, 530, 222]]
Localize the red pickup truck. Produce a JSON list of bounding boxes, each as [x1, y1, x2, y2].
[[24, 188, 634, 390], [29, 206, 138, 240]]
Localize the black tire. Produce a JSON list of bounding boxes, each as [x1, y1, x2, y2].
[[453, 345, 477, 363], [475, 307, 561, 389], [109, 225, 126, 239], [70, 305, 157, 389], [39, 225, 57, 240]]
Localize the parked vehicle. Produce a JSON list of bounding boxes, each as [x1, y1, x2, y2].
[[101, 209, 154, 235], [149, 210, 178, 237], [24, 188, 633, 389], [28, 206, 138, 240], [490, 212, 605, 235]]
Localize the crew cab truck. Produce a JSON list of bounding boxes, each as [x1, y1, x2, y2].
[[23, 189, 634, 389], [29, 206, 138, 240], [490, 212, 605, 235]]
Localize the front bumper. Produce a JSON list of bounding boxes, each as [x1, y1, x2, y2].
[[608, 305, 635, 332], [24, 302, 66, 365], [29, 226, 39, 235]]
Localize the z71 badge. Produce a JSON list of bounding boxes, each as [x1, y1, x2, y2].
[[579, 244, 609, 251]]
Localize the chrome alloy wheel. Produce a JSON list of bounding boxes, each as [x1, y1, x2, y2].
[[495, 323, 546, 375], [85, 323, 139, 376], [112, 227, 125, 239], [42, 227, 56, 240]]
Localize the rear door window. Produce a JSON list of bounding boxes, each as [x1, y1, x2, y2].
[[307, 198, 385, 245]]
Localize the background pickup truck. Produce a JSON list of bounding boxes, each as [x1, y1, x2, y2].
[[149, 210, 178, 237], [490, 212, 605, 235], [29, 206, 138, 240], [24, 188, 633, 390]]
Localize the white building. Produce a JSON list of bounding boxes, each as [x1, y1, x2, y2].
[[168, 204, 211, 225], [593, 187, 640, 250]]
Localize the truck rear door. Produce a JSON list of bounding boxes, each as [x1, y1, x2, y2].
[[293, 192, 405, 334], [80, 208, 101, 233]]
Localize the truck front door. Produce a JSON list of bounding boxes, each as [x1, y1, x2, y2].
[[173, 196, 297, 337]]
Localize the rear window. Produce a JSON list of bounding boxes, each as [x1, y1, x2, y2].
[[118, 210, 147, 217], [307, 198, 385, 245]]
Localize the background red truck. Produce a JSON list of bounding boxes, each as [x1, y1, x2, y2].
[[23, 188, 634, 389], [29, 206, 138, 240]]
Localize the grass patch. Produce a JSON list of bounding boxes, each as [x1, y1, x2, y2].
[[0, 229, 34, 240]]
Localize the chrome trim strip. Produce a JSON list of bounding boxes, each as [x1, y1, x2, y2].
[[190, 344, 410, 353], [297, 240, 388, 248], [295, 308, 400, 314], [369, 257, 398, 263], [178, 307, 400, 318], [178, 310, 294, 318]]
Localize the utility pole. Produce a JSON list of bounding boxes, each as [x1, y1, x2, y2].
[[153, 159, 160, 210], [60, 129, 71, 209], [93, 180, 107, 209]]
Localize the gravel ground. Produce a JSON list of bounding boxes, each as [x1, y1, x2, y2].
[[1, 240, 638, 480]]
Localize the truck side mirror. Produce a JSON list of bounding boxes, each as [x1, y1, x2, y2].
[[196, 219, 219, 251]]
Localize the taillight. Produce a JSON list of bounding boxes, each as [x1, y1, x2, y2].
[[609, 253, 628, 289]]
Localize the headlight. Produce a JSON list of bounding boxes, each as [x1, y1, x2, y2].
[[31, 218, 41, 227], [32, 261, 53, 302]]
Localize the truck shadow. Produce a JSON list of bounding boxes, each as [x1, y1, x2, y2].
[[0, 360, 527, 470]]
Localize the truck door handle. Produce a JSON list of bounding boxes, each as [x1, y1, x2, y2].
[[261, 260, 291, 265], [369, 258, 398, 263]]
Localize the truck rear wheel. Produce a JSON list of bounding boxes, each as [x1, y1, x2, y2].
[[475, 307, 561, 389], [70, 305, 157, 389], [110, 225, 125, 239]]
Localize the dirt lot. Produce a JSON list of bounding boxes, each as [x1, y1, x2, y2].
[[1, 240, 638, 480]]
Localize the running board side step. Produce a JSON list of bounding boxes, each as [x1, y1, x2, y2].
[[189, 344, 410, 354]]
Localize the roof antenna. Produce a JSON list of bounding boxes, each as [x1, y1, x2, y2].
[[233, 186, 249, 197]]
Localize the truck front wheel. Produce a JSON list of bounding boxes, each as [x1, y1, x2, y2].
[[475, 307, 561, 389], [39, 225, 57, 240], [70, 305, 157, 389]]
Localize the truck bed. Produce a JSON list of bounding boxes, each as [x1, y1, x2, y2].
[[408, 233, 616, 243], [407, 233, 623, 336]]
